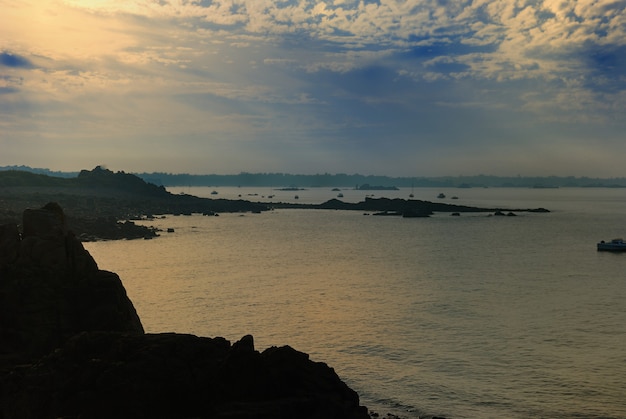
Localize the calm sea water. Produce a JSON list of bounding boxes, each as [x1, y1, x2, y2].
[[85, 187, 626, 419]]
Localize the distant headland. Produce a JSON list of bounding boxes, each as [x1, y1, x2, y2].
[[2, 165, 626, 188]]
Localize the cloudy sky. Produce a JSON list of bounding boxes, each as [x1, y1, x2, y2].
[[1, 0, 625, 176]]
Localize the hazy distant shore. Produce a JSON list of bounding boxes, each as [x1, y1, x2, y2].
[[3, 165, 626, 189]]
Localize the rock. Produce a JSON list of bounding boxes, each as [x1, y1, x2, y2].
[[0, 203, 371, 419], [16, 202, 99, 277], [232, 333, 255, 352], [1, 332, 369, 419], [22, 202, 68, 238], [0, 203, 143, 365], [0, 223, 20, 266], [314, 197, 548, 215]]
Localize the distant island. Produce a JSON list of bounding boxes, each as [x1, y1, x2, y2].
[[356, 184, 399, 191], [2, 165, 626, 188], [275, 187, 307, 191]]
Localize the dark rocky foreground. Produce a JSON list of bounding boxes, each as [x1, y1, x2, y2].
[[2, 332, 368, 419], [0, 203, 371, 419]]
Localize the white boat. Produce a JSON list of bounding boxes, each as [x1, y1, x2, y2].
[[597, 238, 626, 251]]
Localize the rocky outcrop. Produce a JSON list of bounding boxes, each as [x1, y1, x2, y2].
[[2, 332, 368, 419], [0, 203, 370, 419], [0, 203, 144, 366], [70, 217, 159, 241], [0, 224, 20, 266]]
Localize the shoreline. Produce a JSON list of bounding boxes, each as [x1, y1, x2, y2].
[[1, 187, 549, 242]]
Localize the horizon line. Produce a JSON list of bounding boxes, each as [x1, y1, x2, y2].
[[2, 165, 626, 181]]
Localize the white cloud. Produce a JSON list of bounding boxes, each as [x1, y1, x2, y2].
[[1, 0, 625, 176]]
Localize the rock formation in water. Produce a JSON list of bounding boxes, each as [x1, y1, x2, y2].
[[274, 196, 550, 215], [0, 203, 370, 419]]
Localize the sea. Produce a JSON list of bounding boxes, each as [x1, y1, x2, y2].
[[84, 186, 626, 419]]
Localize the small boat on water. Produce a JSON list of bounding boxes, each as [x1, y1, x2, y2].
[[597, 238, 626, 251]]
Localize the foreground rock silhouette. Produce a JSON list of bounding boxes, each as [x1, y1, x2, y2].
[[0, 203, 369, 419]]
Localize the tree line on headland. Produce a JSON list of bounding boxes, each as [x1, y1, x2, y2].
[[2, 165, 626, 188]]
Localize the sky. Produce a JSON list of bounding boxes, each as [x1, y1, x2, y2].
[[1, 0, 625, 177]]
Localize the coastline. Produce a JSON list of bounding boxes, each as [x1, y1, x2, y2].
[[0, 202, 372, 418]]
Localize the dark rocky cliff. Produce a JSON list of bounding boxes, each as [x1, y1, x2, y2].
[[0, 203, 370, 419], [0, 203, 144, 366]]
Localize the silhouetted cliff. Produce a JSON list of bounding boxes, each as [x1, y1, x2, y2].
[[0, 203, 144, 365], [0, 203, 370, 419]]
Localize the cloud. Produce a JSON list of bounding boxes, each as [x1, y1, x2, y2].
[[0, 86, 19, 94], [1, 0, 625, 176], [47, 1, 626, 87], [0, 52, 33, 68]]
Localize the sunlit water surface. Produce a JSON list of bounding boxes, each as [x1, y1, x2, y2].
[[85, 188, 626, 419]]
